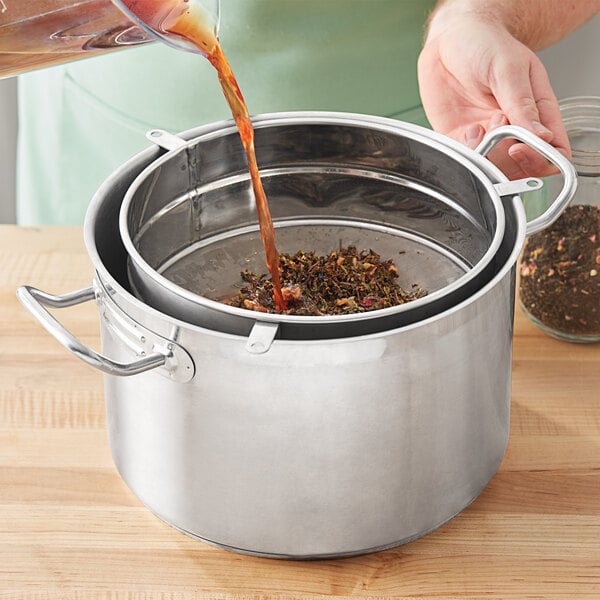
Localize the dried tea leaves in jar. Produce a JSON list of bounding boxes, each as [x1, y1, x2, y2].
[[519, 204, 600, 336], [223, 245, 428, 315]]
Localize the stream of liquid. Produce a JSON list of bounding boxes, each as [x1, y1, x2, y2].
[[2, 0, 286, 310], [121, 0, 288, 311]]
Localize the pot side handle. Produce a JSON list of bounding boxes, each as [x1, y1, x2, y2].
[[475, 125, 578, 236], [16, 285, 167, 377]]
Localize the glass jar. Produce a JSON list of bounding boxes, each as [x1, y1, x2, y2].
[[519, 96, 600, 343], [0, 0, 220, 80]]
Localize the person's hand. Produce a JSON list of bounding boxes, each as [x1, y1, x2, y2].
[[418, 14, 571, 179]]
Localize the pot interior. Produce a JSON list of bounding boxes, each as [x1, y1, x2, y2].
[[121, 118, 504, 320], [86, 117, 522, 339]]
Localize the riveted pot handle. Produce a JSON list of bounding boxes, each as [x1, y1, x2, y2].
[[475, 125, 578, 235], [16, 285, 167, 377]]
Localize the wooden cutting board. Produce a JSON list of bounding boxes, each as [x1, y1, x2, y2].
[[1, 225, 599, 599]]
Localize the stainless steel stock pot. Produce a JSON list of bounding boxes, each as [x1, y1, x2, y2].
[[17, 113, 577, 559]]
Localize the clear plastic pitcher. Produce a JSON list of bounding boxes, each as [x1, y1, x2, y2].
[[0, 0, 220, 79]]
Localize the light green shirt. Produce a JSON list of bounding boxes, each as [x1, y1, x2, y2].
[[17, 0, 436, 225]]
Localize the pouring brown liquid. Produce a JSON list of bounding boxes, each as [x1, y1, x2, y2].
[[207, 44, 288, 312], [120, 0, 288, 311]]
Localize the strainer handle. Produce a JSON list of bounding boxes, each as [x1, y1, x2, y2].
[[475, 125, 578, 235], [16, 285, 167, 377]]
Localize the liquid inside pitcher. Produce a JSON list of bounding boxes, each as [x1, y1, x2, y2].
[[0, 0, 220, 79]]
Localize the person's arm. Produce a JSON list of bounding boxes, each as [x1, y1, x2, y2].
[[427, 0, 600, 50], [418, 0, 600, 179]]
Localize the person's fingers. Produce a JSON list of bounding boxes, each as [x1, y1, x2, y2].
[[528, 57, 571, 158], [464, 113, 509, 151], [464, 122, 485, 148], [506, 59, 568, 177], [477, 113, 531, 179], [487, 112, 508, 130], [482, 130, 562, 179], [488, 53, 571, 177], [508, 143, 560, 177], [486, 140, 530, 179], [489, 51, 554, 143], [462, 113, 555, 178]]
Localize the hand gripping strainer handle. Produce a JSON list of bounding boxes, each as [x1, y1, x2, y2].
[[475, 125, 578, 235]]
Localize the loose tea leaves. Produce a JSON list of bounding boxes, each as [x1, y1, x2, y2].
[[223, 245, 428, 315], [519, 204, 600, 336]]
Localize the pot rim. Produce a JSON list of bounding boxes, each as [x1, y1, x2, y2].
[[89, 197, 526, 344], [85, 112, 527, 342], [117, 111, 507, 326]]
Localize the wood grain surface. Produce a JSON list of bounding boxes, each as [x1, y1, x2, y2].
[[1, 225, 599, 599]]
